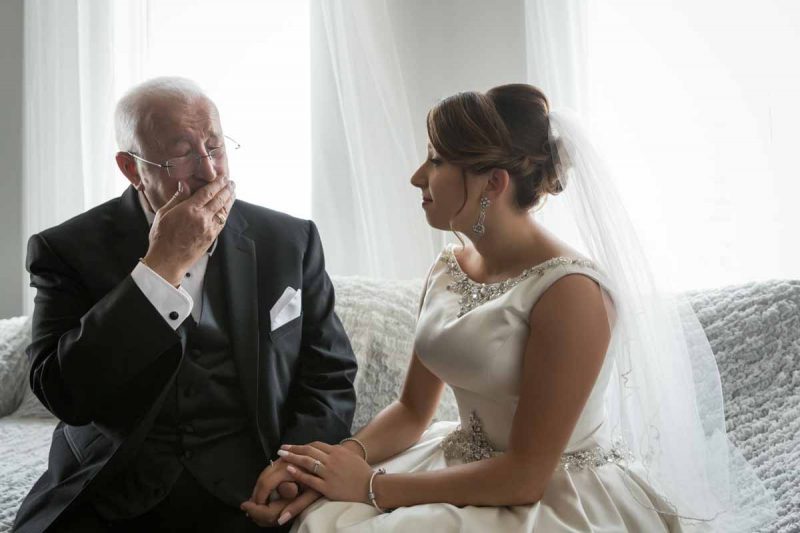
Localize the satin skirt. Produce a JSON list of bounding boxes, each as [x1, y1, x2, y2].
[[290, 421, 698, 533]]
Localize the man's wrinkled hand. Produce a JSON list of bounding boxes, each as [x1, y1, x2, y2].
[[240, 488, 322, 527], [248, 459, 296, 506], [241, 459, 321, 527], [143, 177, 236, 286], [276, 480, 300, 500]]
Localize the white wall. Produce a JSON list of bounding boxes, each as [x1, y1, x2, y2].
[[386, 0, 528, 157], [0, 0, 24, 318]]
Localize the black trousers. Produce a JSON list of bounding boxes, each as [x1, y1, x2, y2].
[[52, 469, 291, 533]]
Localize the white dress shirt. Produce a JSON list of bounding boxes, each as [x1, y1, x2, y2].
[[130, 191, 218, 329]]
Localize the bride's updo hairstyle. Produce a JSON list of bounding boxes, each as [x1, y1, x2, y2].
[[426, 83, 565, 210]]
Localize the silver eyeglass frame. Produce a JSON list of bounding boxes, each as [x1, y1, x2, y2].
[[125, 134, 241, 178]]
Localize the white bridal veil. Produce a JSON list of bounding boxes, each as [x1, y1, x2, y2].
[[546, 108, 777, 531]]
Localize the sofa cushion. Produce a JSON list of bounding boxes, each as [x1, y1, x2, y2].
[[330, 276, 459, 432], [0, 316, 31, 417], [686, 279, 800, 532], [0, 416, 58, 530]]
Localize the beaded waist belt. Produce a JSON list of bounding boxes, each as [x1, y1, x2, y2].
[[440, 411, 633, 470]]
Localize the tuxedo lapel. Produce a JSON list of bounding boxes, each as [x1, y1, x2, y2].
[[218, 205, 272, 450], [112, 186, 151, 273]]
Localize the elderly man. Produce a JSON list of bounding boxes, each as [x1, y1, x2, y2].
[[12, 77, 358, 532]]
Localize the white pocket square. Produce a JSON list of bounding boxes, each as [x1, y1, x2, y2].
[[270, 287, 302, 331]]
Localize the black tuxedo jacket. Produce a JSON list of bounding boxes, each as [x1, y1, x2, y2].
[[13, 185, 358, 532]]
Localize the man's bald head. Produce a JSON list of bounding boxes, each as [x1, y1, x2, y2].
[[114, 76, 216, 153]]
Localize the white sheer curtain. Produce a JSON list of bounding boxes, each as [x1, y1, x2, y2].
[[524, 0, 591, 259], [23, 0, 139, 236], [525, 0, 588, 115], [312, 0, 444, 279], [23, 0, 145, 314]]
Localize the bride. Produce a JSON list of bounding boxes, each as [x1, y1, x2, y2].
[[245, 84, 776, 532]]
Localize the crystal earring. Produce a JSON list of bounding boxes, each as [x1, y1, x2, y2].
[[472, 195, 490, 236]]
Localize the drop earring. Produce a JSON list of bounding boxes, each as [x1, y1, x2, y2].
[[472, 195, 490, 236]]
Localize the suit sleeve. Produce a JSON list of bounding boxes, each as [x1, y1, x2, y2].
[[26, 233, 186, 427], [280, 221, 358, 445]]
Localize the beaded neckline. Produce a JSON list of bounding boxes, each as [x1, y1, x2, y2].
[[441, 244, 598, 317]]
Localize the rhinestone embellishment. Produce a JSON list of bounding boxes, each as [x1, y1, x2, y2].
[[472, 195, 491, 236], [441, 246, 598, 317], [441, 410, 633, 470], [559, 440, 634, 471], [441, 411, 501, 463]]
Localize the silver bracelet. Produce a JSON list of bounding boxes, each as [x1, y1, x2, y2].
[[368, 468, 387, 513], [339, 437, 368, 462]]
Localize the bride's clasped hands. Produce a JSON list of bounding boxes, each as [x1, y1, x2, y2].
[[237, 456, 319, 527], [278, 442, 375, 503], [240, 441, 370, 527]]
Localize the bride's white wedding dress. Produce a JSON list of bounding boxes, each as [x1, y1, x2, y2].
[[291, 244, 695, 532]]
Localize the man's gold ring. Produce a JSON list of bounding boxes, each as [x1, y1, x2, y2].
[[312, 460, 322, 475], [214, 213, 226, 225]]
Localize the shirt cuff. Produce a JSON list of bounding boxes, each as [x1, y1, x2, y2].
[[131, 261, 194, 329]]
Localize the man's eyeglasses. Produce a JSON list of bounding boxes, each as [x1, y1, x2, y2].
[[126, 135, 241, 179]]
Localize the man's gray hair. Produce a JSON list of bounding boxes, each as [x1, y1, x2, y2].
[[114, 76, 210, 152]]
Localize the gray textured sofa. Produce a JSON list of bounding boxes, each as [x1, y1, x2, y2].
[[1, 277, 798, 532]]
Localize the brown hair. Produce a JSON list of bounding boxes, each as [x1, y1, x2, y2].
[[426, 83, 564, 210]]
